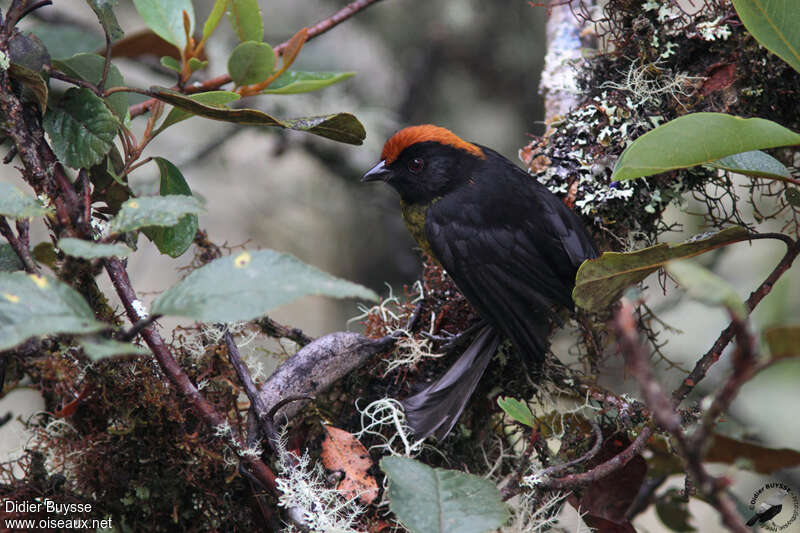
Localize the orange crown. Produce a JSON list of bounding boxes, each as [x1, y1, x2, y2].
[[380, 125, 485, 164]]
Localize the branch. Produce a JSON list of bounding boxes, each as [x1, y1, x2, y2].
[[614, 299, 750, 533], [0, 217, 38, 273], [128, 0, 385, 118], [254, 332, 396, 423], [104, 258, 279, 495], [672, 236, 800, 404], [255, 316, 314, 347]]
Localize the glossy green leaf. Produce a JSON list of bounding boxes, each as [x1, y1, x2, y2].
[[43, 88, 120, 169], [151, 249, 378, 321], [108, 195, 204, 234], [132, 0, 194, 50], [155, 91, 240, 134], [573, 227, 750, 312], [0, 244, 25, 272], [497, 397, 535, 427], [665, 260, 747, 319], [262, 71, 355, 94], [227, 41, 275, 85], [148, 87, 366, 144], [203, 0, 229, 40], [85, 0, 124, 41], [732, 0, 800, 74], [29, 23, 103, 59], [227, 0, 263, 42], [80, 338, 150, 360], [0, 272, 106, 351], [9, 64, 48, 114], [57, 238, 132, 259], [763, 325, 800, 360], [160, 55, 181, 72], [52, 53, 128, 119], [0, 183, 52, 220], [381, 456, 508, 533], [612, 113, 800, 181], [708, 150, 792, 181], [141, 158, 198, 258]]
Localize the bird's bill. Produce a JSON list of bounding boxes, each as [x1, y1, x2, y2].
[[362, 160, 391, 182]]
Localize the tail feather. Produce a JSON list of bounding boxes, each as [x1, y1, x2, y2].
[[402, 325, 501, 440]]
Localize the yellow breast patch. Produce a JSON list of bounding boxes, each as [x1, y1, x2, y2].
[[401, 202, 436, 258]]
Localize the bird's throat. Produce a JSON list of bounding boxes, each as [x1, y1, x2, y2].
[[400, 201, 436, 258]]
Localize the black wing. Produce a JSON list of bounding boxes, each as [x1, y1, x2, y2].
[[425, 148, 597, 367]]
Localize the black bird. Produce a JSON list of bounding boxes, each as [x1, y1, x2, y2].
[[363, 125, 599, 439]]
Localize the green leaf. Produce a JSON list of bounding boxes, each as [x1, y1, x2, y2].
[[155, 91, 240, 134], [665, 260, 747, 319], [227, 0, 263, 42], [0, 183, 52, 219], [132, 0, 194, 50], [52, 53, 128, 119], [786, 188, 800, 207], [732, 0, 800, 74], [160, 55, 181, 72], [57, 237, 132, 259], [203, 0, 229, 41], [261, 71, 355, 95], [43, 88, 120, 169], [0, 272, 106, 351], [141, 158, 198, 258], [573, 227, 750, 312], [187, 57, 207, 72], [655, 489, 696, 532], [612, 113, 800, 181], [497, 397, 535, 427], [380, 456, 508, 533], [9, 64, 48, 114], [85, 0, 125, 41], [0, 244, 25, 272], [151, 249, 378, 321], [109, 195, 204, 234], [708, 150, 792, 182], [227, 41, 275, 85], [29, 23, 104, 59], [148, 87, 366, 144], [763, 325, 800, 360], [8, 32, 49, 72], [79, 338, 150, 360]]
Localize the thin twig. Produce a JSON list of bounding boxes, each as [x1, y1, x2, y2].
[[673, 236, 800, 404], [128, 0, 385, 118], [105, 258, 279, 495], [99, 32, 113, 92], [0, 216, 38, 273], [255, 316, 314, 347]]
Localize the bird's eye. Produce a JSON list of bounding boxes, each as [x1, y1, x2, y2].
[[408, 158, 424, 174]]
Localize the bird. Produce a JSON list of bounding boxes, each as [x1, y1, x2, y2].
[[362, 125, 599, 439], [747, 489, 788, 526]]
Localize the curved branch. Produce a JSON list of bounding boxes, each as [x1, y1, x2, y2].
[[128, 0, 385, 118]]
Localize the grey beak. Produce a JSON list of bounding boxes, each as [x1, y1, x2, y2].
[[362, 160, 391, 182]]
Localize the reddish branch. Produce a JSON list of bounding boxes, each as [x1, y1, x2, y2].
[[672, 235, 800, 404], [105, 259, 279, 495], [615, 299, 750, 533], [128, 0, 385, 118]]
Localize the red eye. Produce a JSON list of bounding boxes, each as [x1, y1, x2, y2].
[[408, 158, 424, 174]]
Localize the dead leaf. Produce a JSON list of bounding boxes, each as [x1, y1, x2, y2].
[[706, 434, 800, 474], [320, 425, 378, 504]]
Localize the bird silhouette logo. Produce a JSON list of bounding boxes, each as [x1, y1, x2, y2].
[[747, 483, 799, 531]]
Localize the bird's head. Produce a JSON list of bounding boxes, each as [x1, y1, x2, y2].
[[362, 125, 486, 204]]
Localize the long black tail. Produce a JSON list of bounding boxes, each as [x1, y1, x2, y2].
[[402, 325, 501, 440]]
